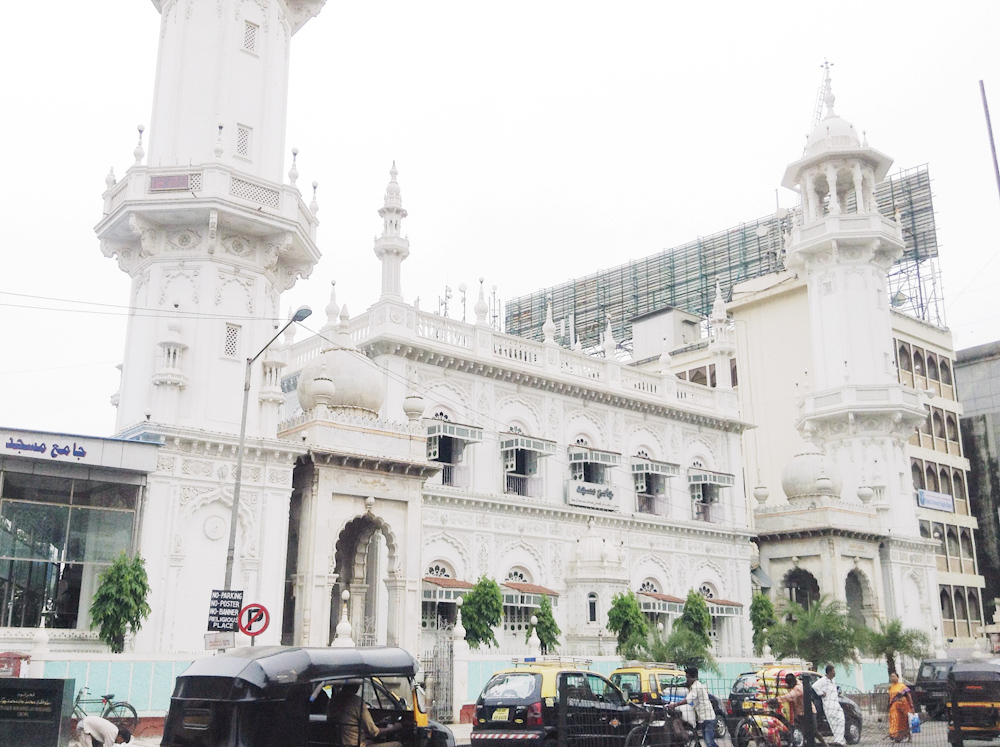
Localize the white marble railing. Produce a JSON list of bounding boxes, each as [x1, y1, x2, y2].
[[560, 351, 603, 381], [279, 407, 413, 435], [675, 379, 715, 408], [493, 337, 542, 365], [622, 369, 660, 395], [290, 336, 324, 367], [416, 314, 472, 348]]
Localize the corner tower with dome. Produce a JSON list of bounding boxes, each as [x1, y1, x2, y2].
[[750, 71, 942, 640]]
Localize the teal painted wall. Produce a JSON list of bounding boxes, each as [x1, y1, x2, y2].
[[44, 659, 192, 715]]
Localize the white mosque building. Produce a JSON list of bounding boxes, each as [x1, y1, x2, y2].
[[1, 0, 974, 674]]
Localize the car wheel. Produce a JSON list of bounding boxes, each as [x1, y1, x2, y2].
[[845, 717, 862, 745]]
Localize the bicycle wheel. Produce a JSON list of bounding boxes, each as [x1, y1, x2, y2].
[[103, 702, 139, 733]]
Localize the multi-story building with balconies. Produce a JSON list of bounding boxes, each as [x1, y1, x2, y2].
[[275, 166, 755, 659]]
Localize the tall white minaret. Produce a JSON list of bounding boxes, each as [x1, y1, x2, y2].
[[96, 0, 325, 437], [781, 70, 926, 535], [373, 162, 410, 300]]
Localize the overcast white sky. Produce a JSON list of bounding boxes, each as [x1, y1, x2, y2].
[[2, 1, 999, 436]]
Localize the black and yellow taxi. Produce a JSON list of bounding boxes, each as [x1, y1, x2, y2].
[[609, 663, 687, 706], [948, 658, 1000, 747], [471, 657, 646, 747]]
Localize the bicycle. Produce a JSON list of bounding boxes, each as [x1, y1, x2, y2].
[[72, 686, 139, 733]]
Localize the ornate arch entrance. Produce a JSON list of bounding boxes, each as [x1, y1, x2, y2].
[[331, 513, 400, 646]]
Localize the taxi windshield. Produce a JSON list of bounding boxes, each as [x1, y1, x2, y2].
[[481, 673, 540, 702]]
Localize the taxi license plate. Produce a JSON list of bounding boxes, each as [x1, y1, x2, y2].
[[491, 708, 509, 721]]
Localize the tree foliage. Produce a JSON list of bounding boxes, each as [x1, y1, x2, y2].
[[675, 589, 712, 647], [647, 625, 720, 675], [462, 576, 503, 650], [767, 596, 862, 669], [525, 595, 561, 654], [861, 618, 929, 677], [607, 590, 649, 659], [89, 552, 151, 654], [750, 593, 777, 656]]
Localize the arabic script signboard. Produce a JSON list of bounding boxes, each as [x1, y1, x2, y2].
[[208, 589, 244, 632], [0, 678, 74, 747]]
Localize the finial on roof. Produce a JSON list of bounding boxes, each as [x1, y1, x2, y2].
[[339, 303, 351, 325], [659, 337, 675, 375], [821, 60, 836, 118], [288, 147, 299, 188], [325, 280, 340, 327], [390, 161, 398, 180], [133, 124, 145, 166], [543, 301, 557, 344], [310, 181, 319, 214], [474, 277, 489, 325], [213, 123, 224, 158], [602, 317, 616, 359], [105, 167, 116, 190]]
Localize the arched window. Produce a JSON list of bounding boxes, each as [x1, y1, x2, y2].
[[925, 466, 939, 492], [927, 355, 939, 381], [911, 462, 924, 491], [940, 589, 954, 620], [433, 411, 451, 421], [639, 579, 659, 594], [961, 529, 975, 559], [969, 591, 982, 623], [507, 567, 531, 583], [932, 411, 945, 438], [913, 351, 925, 376], [940, 361, 953, 385], [898, 345, 912, 373], [939, 468, 952, 496], [698, 583, 716, 600], [955, 590, 968, 621], [588, 593, 598, 623], [954, 474, 967, 502], [426, 562, 453, 578], [845, 570, 866, 624], [947, 527, 960, 556], [947, 415, 959, 442]]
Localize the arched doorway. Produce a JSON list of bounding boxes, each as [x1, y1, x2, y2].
[[331, 514, 399, 646], [845, 569, 872, 627], [783, 568, 820, 610]]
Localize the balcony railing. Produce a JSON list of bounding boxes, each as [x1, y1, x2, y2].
[[440, 464, 470, 489], [505, 474, 542, 498]]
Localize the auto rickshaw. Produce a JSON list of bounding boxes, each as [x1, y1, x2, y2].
[[948, 658, 1000, 747], [161, 646, 456, 747]]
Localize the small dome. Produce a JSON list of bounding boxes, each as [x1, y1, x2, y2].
[[297, 320, 385, 416], [781, 443, 842, 500], [805, 115, 861, 156]]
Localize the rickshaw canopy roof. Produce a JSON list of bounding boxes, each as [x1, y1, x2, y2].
[[951, 658, 1000, 681], [178, 646, 419, 694]]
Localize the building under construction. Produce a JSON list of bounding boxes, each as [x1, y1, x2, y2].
[[504, 164, 941, 353]]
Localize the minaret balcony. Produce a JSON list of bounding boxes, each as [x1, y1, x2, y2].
[[97, 163, 320, 268], [796, 383, 926, 434], [787, 212, 905, 269]]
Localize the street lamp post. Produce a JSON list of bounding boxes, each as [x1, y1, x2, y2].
[[224, 305, 312, 591]]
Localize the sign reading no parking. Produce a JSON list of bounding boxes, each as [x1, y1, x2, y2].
[[238, 603, 270, 638]]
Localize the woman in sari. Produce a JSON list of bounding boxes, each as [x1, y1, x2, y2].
[[888, 672, 915, 741]]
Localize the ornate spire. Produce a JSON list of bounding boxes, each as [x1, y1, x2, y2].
[[374, 162, 410, 300], [474, 278, 489, 325], [543, 302, 557, 344], [133, 125, 146, 166], [821, 61, 837, 119], [602, 317, 616, 359], [711, 281, 727, 323], [310, 181, 320, 215], [324, 280, 340, 328]]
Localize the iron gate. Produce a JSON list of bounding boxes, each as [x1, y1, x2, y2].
[[427, 619, 454, 723]]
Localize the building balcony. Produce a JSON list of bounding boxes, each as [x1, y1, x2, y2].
[[505, 474, 542, 498]]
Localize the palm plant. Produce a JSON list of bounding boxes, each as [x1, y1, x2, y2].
[[862, 618, 929, 677], [767, 595, 863, 669]]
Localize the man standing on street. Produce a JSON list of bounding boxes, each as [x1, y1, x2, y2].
[[77, 715, 132, 746], [668, 666, 717, 747], [812, 665, 845, 746]]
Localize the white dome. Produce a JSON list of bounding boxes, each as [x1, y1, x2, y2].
[[781, 443, 842, 500], [574, 519, 619, 564], [805, 115, 861, 156], [297, 333, 386, 416]]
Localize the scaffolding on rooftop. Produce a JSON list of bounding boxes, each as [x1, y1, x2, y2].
[[504, 165, 942, 352]]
